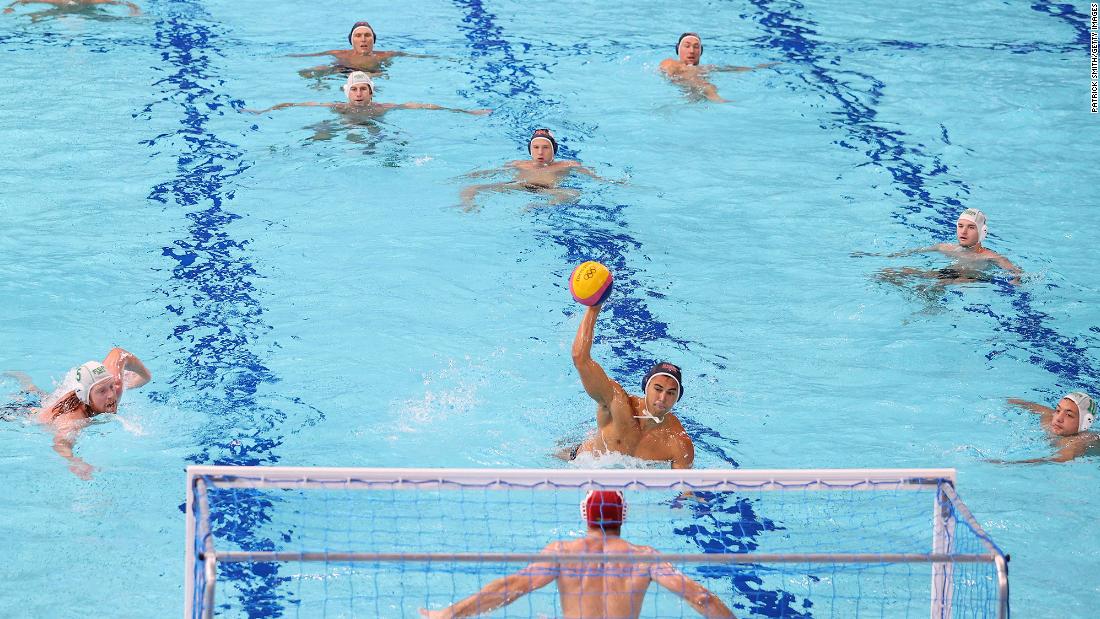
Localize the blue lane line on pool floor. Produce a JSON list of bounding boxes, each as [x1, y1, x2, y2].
[[748, 0, 1099, 394], [452, 3, 805, 618], [140, 1, 320, 615]]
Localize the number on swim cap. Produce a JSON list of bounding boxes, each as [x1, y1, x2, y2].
[[569, 261, 613, 306]]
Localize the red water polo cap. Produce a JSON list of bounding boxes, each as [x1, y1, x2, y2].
[[580, 490, 626, 528]]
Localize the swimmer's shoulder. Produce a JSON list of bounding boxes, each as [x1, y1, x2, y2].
[[659, 58, 681, 72]]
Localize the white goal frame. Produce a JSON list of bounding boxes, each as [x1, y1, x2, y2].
[[184, 466, 1008, 619]]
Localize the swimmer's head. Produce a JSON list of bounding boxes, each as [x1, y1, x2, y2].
[[1056, 392, 1097, 435], [348, 21, 376, 53], [642, 361, 683, 414], [956, 208, 988, 247], [580, 490, 626, 532], [676, 32, 703, 65], [343, 71, 374, 104], [528, 128, 557, 163], [73, 361, 120, 413]]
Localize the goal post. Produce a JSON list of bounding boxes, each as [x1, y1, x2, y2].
[[184, 467, 1008, 618]]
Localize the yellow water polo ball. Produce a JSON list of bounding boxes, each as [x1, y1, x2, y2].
[[569, 261, 614, 306]]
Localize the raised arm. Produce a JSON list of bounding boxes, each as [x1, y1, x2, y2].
[[651, 559, 736, 618], [1006, 398, 1053, 416], [420, 559, 557, 618], [571, 305, 619, 409], [104, 347, 152, 390]]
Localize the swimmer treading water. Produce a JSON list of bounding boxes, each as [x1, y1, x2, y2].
[[459, 129, 624, 211]]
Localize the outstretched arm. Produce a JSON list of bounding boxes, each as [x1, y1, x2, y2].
[[389, 50, 437, 59], [4, 371, 45, 396], [712, 62, 779, 73], [104, 347, 152, 390], [461, 163, 514, 179], [394, 102, 491, 115], [570, 164, 624, 185], [1006, 398, 1053, 416], [420, 560, 557, 618], [243, 102, 326, 114], [3, 0, 38, 13], [887, 243, 949, 258], [287, 50, 339, 58], [652, 560, 736, 618], [990, 444, 1088, 464], [101, 0, 140, 15]]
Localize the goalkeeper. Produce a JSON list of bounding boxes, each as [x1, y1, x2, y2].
[[420, 490, 736, 618]]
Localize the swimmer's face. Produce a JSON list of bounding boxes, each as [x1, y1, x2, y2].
[[645, 376, 680, 414], [956, 218, 980, 247], [346, 83, 373, 105], [88, 377, 123, 414], [678, 37, 702, 65], [351, 27, 375, 53], [530, 139, 555, 164], [1051, 398, 1081, 436]]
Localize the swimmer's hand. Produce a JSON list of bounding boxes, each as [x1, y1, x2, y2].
[[69, 460, 95, 480], [670, 490, 708, 507], [419, 608, 453, 619], [467, 108, 492, 116], [3, 7, 13, 13]]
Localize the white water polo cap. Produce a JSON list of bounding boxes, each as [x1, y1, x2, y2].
[[958, 208, 988, 242], [343, 72, 374, 95], [1064, 392, 1097, 433], [73, 361, 113, 405]]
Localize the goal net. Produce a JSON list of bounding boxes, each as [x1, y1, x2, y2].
[[184, 467, 1008, 618]]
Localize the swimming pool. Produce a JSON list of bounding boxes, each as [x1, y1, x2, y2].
[[1, 0, 1095, 616]]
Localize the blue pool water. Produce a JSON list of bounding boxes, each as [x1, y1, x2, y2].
[[1, 0, 1096, 616]]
